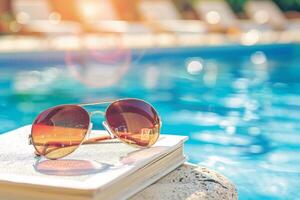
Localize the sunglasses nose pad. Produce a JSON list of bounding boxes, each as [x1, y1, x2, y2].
[[102, 121, 115, 139], [86, 122, 93, 140]]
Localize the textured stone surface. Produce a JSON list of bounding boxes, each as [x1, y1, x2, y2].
[[131, 163, 238, 200]]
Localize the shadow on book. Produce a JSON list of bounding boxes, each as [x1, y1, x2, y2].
[[33, 146, 168, 176], [34, 159, 112, 176]]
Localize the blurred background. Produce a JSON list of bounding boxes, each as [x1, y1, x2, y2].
[[1, 0, 300, 47], [1, 1, 300, 200]]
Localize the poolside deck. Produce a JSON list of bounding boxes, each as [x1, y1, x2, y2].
[[0, 30, 300, 53]]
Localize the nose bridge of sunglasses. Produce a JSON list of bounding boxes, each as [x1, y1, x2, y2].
[[102, 121, 115, 139], [89, 110, 106, 121], [85, 122, 93, 140]]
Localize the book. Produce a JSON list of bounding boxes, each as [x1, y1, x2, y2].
[[0, 125, 187, 200]]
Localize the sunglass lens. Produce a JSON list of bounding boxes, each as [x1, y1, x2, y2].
[[31, 105, 90, 159], [106, 99, 160, 147]]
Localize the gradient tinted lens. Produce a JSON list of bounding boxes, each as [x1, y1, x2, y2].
[[31, 105, 90, 159], [106, 99, 160, 147]]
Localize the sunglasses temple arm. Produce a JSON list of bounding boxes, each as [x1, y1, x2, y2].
[[80, 120, 149, 145], [33, 135, 117, 148], [83, 122, 156, 146], [82, 122, 151, 146], [32, 135, 118, 157], [32, 124, 153, 157], [33, 132, 150, 157], [82, 135, 117, 144], [83, 133, 149, 146]]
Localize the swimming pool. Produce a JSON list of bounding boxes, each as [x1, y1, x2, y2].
[[1, 43, 300, 199]]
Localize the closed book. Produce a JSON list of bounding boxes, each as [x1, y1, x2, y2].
[[0, 125, 187, 200]]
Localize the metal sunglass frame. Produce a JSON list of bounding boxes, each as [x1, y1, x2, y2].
[[28, 98, 161, 159]]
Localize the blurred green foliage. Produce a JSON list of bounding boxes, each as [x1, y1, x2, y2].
[[188, 0, 300, 13], [225, 0, 247, 13], [273, 0, 300, 11]]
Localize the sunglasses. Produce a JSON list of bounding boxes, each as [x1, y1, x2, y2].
[[29, 99, 161, 160]]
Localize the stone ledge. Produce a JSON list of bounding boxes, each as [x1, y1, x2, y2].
[[131, 163, 238, 200]]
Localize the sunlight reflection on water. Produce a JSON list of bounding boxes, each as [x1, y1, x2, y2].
[[1, 46, 300, 199]]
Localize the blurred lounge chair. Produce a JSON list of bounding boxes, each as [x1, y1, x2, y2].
[[75, 0, 152, 34], [138, 0, 207, 34], [11, 0, 81, 35], [194, 0, 270, 33], [0, 0, 13, 34], [245, 0, 300, 31]]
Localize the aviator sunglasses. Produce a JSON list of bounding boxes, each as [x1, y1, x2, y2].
[[29, 99, 161, 160]]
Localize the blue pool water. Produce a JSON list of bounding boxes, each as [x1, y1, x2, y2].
[[1, 44, 300, 199]]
